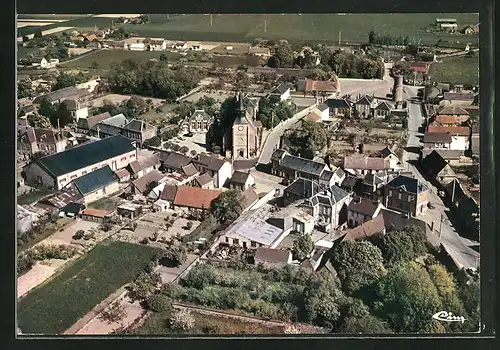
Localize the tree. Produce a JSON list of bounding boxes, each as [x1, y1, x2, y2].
[[189, 150, 197, 157], [17, 79, 33, 99], [373, 262, 442, 333], [292, 234, 313, 261], [52, 73, 80, 91], [37, 98, 57, 119], [169, 309, 195, 331], [179, 146, 189, 155], [146, 293, 173, 312], [52, 102, 73, 128], [127, 271, 162, 301], [160, 246, 187, 267], [330, 240, 386, 294], [235, 71, 251, 90], [210, 190, 243, 222], [90, 60, 99, 69], [370, 225, 428, 267], [98, 302, 126, 324], [33, 29, 43, 38], [159, 53, 169, 63], [27, 112, 51, 128], [144, 136, 162, 148], [340, 315, 392, 334], [268, 42, 295, 68], [120, 95, 149, 119], [145, 180, 159, 195], [368, 30, 378, 45]]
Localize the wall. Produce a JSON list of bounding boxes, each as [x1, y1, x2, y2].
[[347, 210, 370, 227], [25, 163, 56, 188], [450, 136, 468, 151], [217, 162, 233, 188], [73, 107, 89, 121], [84, 181, 120, 204]]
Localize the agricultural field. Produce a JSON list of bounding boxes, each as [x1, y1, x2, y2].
[[428, 54, 479, 85], [59, 50, 182, 70], [122, 13, 479, 45], [17, 241, 163, 334], [133, 309, 286, 334]]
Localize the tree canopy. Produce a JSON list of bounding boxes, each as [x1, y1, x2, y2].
[[268, 42, 295, 68], [210, 190, 243, 222], [257, 97, 294, 129], [292, 234, 314, 261], [373, 262, 442, 333], [330, 240, 386, 294], [339, 315, 393, 334], [17, 79, 33, 99]]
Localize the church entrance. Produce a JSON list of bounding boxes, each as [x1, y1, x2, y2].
[[238, 150, 245, 157]]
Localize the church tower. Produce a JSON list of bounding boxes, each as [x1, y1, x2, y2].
[[232, 93, 250, 159]]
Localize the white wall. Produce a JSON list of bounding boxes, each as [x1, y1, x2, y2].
[[217, 162, 233, 188], [280, 89, 291, 101], [73, 107, 89, 122], [25, 163, 56, 188], [450, 136, 469, 151]]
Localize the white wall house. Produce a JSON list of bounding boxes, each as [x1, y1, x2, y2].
[[216, 161, 233, 188], [450, 135, 469, 151], [72, 107, 89, 121]]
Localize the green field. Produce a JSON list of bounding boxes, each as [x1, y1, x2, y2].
[[18, 241, 162, 334], [60, 50, 182, 70], [19, 13, 479, 46], [428, 54, 479, 85]]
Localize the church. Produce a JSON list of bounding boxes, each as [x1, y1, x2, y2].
[[231, 93, 262, 159]]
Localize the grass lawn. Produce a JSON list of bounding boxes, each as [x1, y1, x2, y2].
[[119, 13, 480, 45], [17, 46, 41, 59], [17, 241, 163, 334], [87, 195, 121, 211], [17, 187, 54, 206], [428, 54, 479, 85], [60, 49, 181, 70], [134, 309, 286, 335]]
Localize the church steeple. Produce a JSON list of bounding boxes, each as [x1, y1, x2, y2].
[[234, 92, 248, 125]]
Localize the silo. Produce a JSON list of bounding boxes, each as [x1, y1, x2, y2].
[[393, 75, 404, 103]]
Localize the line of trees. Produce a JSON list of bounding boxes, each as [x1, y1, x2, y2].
[[369, 30, 410, 46]]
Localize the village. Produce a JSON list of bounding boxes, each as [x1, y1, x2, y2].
[[17, 14, 480, 336]]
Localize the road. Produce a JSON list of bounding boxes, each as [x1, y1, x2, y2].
[[403, 100, 479, 271]]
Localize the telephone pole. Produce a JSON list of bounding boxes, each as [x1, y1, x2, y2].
[[264, 20, 267, 33], [338, 30, 342, 45], [210, 14, 213, 26]]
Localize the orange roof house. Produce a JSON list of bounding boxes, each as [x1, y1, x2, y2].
[[173, 186, 222, 210]]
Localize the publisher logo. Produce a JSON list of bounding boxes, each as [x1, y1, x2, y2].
[[432, 311, 466, 324]]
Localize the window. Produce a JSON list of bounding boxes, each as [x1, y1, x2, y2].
[[233, 238, 239, 245], [251, 241, 256, 247], [70, 175, 77, 180], [225, 237, 229, 243], [388, 190, 392, 197], [92, 167, 97, 171], [408, 196, 413, 202], [398, 193, 402, 200], [82, 171, 87, 175], [121, 157, 126, 161], [130, 154, 135, 158]]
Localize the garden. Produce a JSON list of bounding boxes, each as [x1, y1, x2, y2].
[[17, 241, 163, 334]]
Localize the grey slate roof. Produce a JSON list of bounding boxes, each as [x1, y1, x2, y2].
[[386, 175, 428, 194], [160, 151, 192, 169], [329, 184, 350, 202], [271, 82, 290, 95], [325, 98, 352, 109], [423, 132, 452, 143], [73, 165, 118, 195], [285, 178, 321, 198], [443, 92, 475, 101], [195, 173, 214, 187], [231, 170, 251, 185], [317, 103, 329, 112], [101, 113, 129, 127], [77, 112, 111, 130], [196, 154, 226, 172], [320, 170, 334, 181], [271, 149, 288, 162], [37, 135, 136, 178], [348, 197, 381, 216], [421, 150, 449, 177], [33, 87, 90, 104], [280, 154, 327, 176]]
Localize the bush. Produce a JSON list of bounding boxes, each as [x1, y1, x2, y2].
[[146, 293, 173, 313], [30, 245, 77, 261], [73, 230, 85, 240], [140, 238, 149, 245], [184, 221, 193, 230], [169, 309, 195, 331], [100, 223, 112, 232], [17, 253, 35, 276], [98, 302, 126, 324]]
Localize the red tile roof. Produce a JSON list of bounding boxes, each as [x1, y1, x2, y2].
[[173, 186, 221, 210], [409, 62, 430, 73], [427, 125, 470, 136], [115, 168, 131, 179], [305, 79, 338, 93], [435, 115, 461, 125]]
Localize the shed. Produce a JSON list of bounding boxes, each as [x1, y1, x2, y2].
[[117, 203, 143, 219]]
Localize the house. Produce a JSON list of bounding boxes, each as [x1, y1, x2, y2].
[[159, 151, 192, 173], [248, 46, 271, 58], [373, 101, 394, 119], [241, 187, 259, 211], [421, 150, 456, 184], [76, 112, 112, 132], [172, 186, 221, 212], [115, 168, 131, 183], [188, 42, 203, 51], [229, 171, 255, 191], [374, 147, 401, 170], [423, 132, 452, 153], [344, 154, 391, 175], [129, 170, 165, 195], [217, 204, 292, 249], [254, 248, 292, 268], [353, 95, 376, 118], [313, 103, 330, 121], [80, 208, 115, 224], [460, 24, 479, 35], [173, 42, 188, 50], [325, 98, 353, 117], [127, 153, 160, 179], [435, 106, 470, 123], [269, 83, 291, 102], [301, 184, 351, 230], [88, 113, 129, 138], [31, 57, 48, 68], [61, 99, 89, 121], [120, 120, 157, 145], [179, 110, 214, 134], [194, 173, 215, 190], [283, 178, 322, 206], [154, 184, 178, 210], [148, 38, 167, 51], [33, 86, 92, 106], [67, 165, 120, 204], [303, 110, 323, 123], [384, 175, 429, 217], [17, 127, 75, 160], [340, 174, 360, 193], [147, 182, 168, 201], [361, 173, 389, 201], [409, 61, 430, 75], [319, 167, 346, 188], [440, 92, 475, 107], [90, 116, 156, 145], [23, 135, 137, 190], [59, 202, 85, 218], [298, 78, 339, 101], [191, 154, 233, 188], [347, 196, 385, 228], [117, 203, 143, 219], [435, 18, 458, 31], [426, 125, 470, 151], [271, 149, 329, 183]]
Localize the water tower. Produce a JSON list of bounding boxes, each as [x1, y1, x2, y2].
[[393, 75, 404, 105]]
